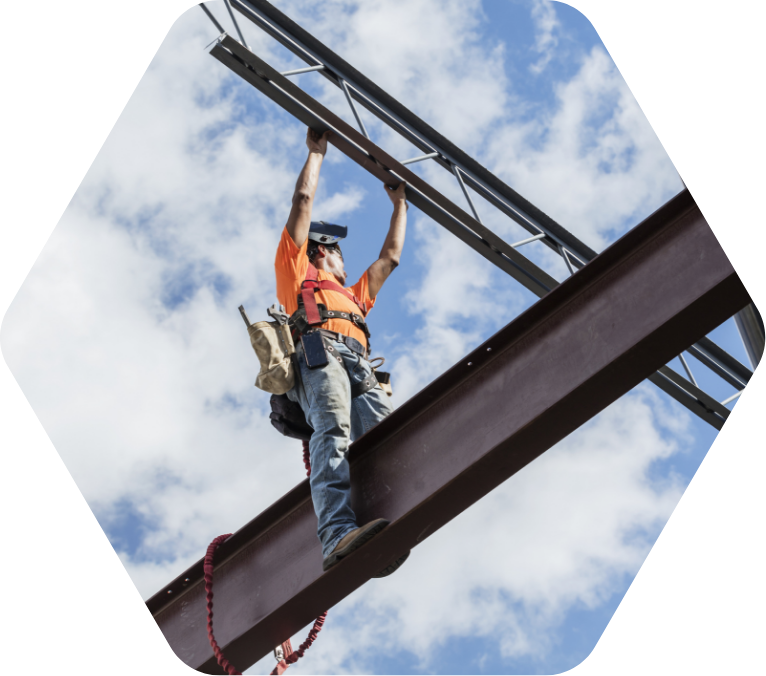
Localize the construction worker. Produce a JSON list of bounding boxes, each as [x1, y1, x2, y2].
[[274, 128, 409, 577]]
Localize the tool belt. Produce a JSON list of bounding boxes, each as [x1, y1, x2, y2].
[[313, 328, 368, 358], [289, 304, 370, 348], [250, 260, 393, 439], [267, 325, 392, 440]]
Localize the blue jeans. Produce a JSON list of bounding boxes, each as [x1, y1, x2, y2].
[[287, 337, 394, 557]]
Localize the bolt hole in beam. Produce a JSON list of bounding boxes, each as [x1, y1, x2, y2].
[[214, 30, 752, 426], [150, 188, 751, 671]]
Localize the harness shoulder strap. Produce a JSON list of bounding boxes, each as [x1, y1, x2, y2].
[[300, 264, 323, 325], [300, 263, 369, 323]]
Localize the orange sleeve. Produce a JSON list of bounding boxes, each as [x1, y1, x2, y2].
[[348, 270, 377, 317], [275, 227, 309, 315]]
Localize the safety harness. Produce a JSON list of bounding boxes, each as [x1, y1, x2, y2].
[[289, 262, 371, 353], [205, 264, 391, 674]]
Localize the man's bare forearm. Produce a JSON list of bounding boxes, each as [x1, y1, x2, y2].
[[379, 199, 407, 268], [286, 129, 329, 247], [285, 152, 323, 246], [294, 152, 324, 201], [367, 184, 408, 298]]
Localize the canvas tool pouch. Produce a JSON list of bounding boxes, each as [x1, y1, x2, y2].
[[249, 320, 296, 394]]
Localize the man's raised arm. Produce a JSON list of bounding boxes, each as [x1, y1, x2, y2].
[[367, 183, 408, 299], [285, 128, 330, 247]]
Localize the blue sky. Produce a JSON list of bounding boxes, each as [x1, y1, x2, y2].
[[0, 1, 758, 674]]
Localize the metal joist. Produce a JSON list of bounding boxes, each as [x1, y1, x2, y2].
[[149, 191, 751, 672], [689, 336, 752, 390], [649, 367, 730, 429], [211, 35, 558, 297], [208, 33, 752, 428], [230, 0, 596, 261], [200, 1, 759, 430]]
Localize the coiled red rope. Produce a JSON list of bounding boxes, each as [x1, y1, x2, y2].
[[205, 439, 328, 675], [204, 534, 240, 675]]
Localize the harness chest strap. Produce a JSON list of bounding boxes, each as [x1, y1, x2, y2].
[[300, 263, 369, 326]]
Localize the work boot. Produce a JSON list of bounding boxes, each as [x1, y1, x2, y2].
[[322, 518, 389, 571]]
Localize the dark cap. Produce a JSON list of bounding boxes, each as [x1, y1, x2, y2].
[[308, 221, 347, 245]]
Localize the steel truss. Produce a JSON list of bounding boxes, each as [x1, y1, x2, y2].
[[199, 0, 760, 430], [200, 0, 764, 430]]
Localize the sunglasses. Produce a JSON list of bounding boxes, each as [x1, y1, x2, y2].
[[325, 245, 343, 261]]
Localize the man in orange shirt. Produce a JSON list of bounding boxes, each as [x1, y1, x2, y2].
[[276, 128, 408, 577]]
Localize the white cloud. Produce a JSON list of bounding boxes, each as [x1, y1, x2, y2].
[[275, 0, 509, 155], [313, 184, 366, 220], [387, 213, 528, 400], [530, 0, 562, 74], [2, 6, 320, 583], [486, 45, 683, 255]]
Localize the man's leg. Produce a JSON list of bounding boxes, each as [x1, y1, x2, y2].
[[344, 352, 394, 442], [288, 342, 359, 557], [340, 347, 410, 577]]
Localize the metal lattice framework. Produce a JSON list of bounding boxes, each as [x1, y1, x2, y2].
[[200, 0, 761, 430]]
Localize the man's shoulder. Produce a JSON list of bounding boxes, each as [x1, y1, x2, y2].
[[277, 226, 303, 256], [276, 228, 309, 267]]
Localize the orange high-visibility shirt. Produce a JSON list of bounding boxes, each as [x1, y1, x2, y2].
[[275, 227, 375, 348]]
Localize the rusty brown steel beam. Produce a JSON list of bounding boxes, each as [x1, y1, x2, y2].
[[147, 189, 750, 673]]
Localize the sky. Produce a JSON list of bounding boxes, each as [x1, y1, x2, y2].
[[0, 1, 762, 674]]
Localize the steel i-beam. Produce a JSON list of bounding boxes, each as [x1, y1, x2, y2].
[[148, 190, 751, 673]]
